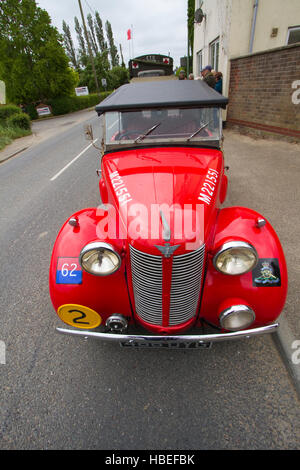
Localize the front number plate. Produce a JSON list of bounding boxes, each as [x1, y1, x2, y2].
[[119, 341, 212, 349]]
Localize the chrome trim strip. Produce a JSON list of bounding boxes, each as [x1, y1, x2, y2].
[[159, 210, 171, 242], [56, 323, 279, 343]]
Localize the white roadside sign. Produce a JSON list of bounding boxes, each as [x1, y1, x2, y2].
[[36, 106, 51, 117], [75, 86, 89, 96], [0, 80, 6, 105]]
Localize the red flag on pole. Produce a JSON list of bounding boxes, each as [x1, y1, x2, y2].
[[127, 29, 131, 40]]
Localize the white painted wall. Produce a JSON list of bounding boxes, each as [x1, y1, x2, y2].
[[193, 0, 234, 121], [252, 0, 300, 52], [193, 0, 300, 100], [193, 0, 233, 77]]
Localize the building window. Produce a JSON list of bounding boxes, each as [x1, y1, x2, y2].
[[287, 26, 300, 45], [209, 37, 219, 71], [197, 50, 203, 75]]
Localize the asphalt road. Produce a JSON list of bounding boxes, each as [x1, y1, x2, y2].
[[0, 112, 299, 450]]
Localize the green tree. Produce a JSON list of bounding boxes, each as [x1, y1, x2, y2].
[[94, 11, 107, 53], [74, 16, 88, 67], [0, 0, 77, 103], [106, 66, 129, 90], [60, 11, 128, 93], [62, 20, 78, 70], [94, 11, 110, 71], [78, 62, 129, 93], [188, 0, 195, 61], [78, 55, 107, 93], [87, 13, 98, 56], [105, 20, 119, 67]]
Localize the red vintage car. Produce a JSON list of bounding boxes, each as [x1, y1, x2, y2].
[[49, 80, 287, 348]]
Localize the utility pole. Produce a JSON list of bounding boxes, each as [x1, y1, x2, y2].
[[78, 0, 100, 95]]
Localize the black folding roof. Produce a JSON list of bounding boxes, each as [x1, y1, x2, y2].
[[95, 80, 228, 115]]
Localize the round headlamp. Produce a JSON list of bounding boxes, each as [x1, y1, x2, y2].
[[213, 241, 258, 275], [219, 305, 255, 331], [80, 242, 121, 276]]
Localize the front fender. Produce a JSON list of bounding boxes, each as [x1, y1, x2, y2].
[[200, 206, 288, 327], [49, 208, 133, 327]]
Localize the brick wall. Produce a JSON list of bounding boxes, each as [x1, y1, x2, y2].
[[227, 43, 300, 141]]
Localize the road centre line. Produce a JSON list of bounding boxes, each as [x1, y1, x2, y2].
[[50, 139, 98, 181]]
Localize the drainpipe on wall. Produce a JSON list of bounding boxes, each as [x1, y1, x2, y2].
[[249, 0, 259, 53]]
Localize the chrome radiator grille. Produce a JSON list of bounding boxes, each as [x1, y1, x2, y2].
[[130, 247, 163, 325], [169, 246, 205, 325], [129, 245, 205, 326]]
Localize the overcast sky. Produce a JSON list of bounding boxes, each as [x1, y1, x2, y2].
[[36, 0, 188, 68]]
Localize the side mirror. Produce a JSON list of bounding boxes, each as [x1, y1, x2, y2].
[[83, 123, 103, 154], [84, 124, 94, 141]]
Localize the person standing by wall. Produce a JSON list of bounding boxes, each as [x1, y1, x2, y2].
[[178, 70, 187, 80], [214, 72, 223, 93], [201, 65, 216, 88]]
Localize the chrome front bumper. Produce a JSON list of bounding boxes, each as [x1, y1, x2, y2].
[[56, 323, 279, 345]]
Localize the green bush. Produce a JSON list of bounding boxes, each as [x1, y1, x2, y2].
[[46, 92, 111, 116], [7, 112, 31, 130], [47, 96, 74, 116], [24, 103, 38, 120], [0, 104, 22, 123]]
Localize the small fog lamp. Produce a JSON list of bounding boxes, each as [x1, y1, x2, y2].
[[219, 305, 255, 331]]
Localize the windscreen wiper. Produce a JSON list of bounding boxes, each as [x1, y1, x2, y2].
[[186, 121, 211, 141], [134, 123, 161, 143]]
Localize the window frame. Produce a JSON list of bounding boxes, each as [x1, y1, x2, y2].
[[286, 26, 300, 45], [103, 108, 223, 152], [209, 37, 220, 71], [197, 49, 203, 75]]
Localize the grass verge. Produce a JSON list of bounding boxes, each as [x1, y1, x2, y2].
[[0, 125, 32, 151]]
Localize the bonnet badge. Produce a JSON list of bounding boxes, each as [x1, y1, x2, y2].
[[155, 243, 181, 258]]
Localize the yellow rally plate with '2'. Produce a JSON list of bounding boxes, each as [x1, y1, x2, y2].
[[57, 304, 102, 329]]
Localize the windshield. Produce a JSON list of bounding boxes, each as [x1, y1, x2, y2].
[[105, 108, 221, 146]]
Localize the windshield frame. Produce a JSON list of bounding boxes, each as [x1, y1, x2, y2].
[[101, 107, 223, 152]]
